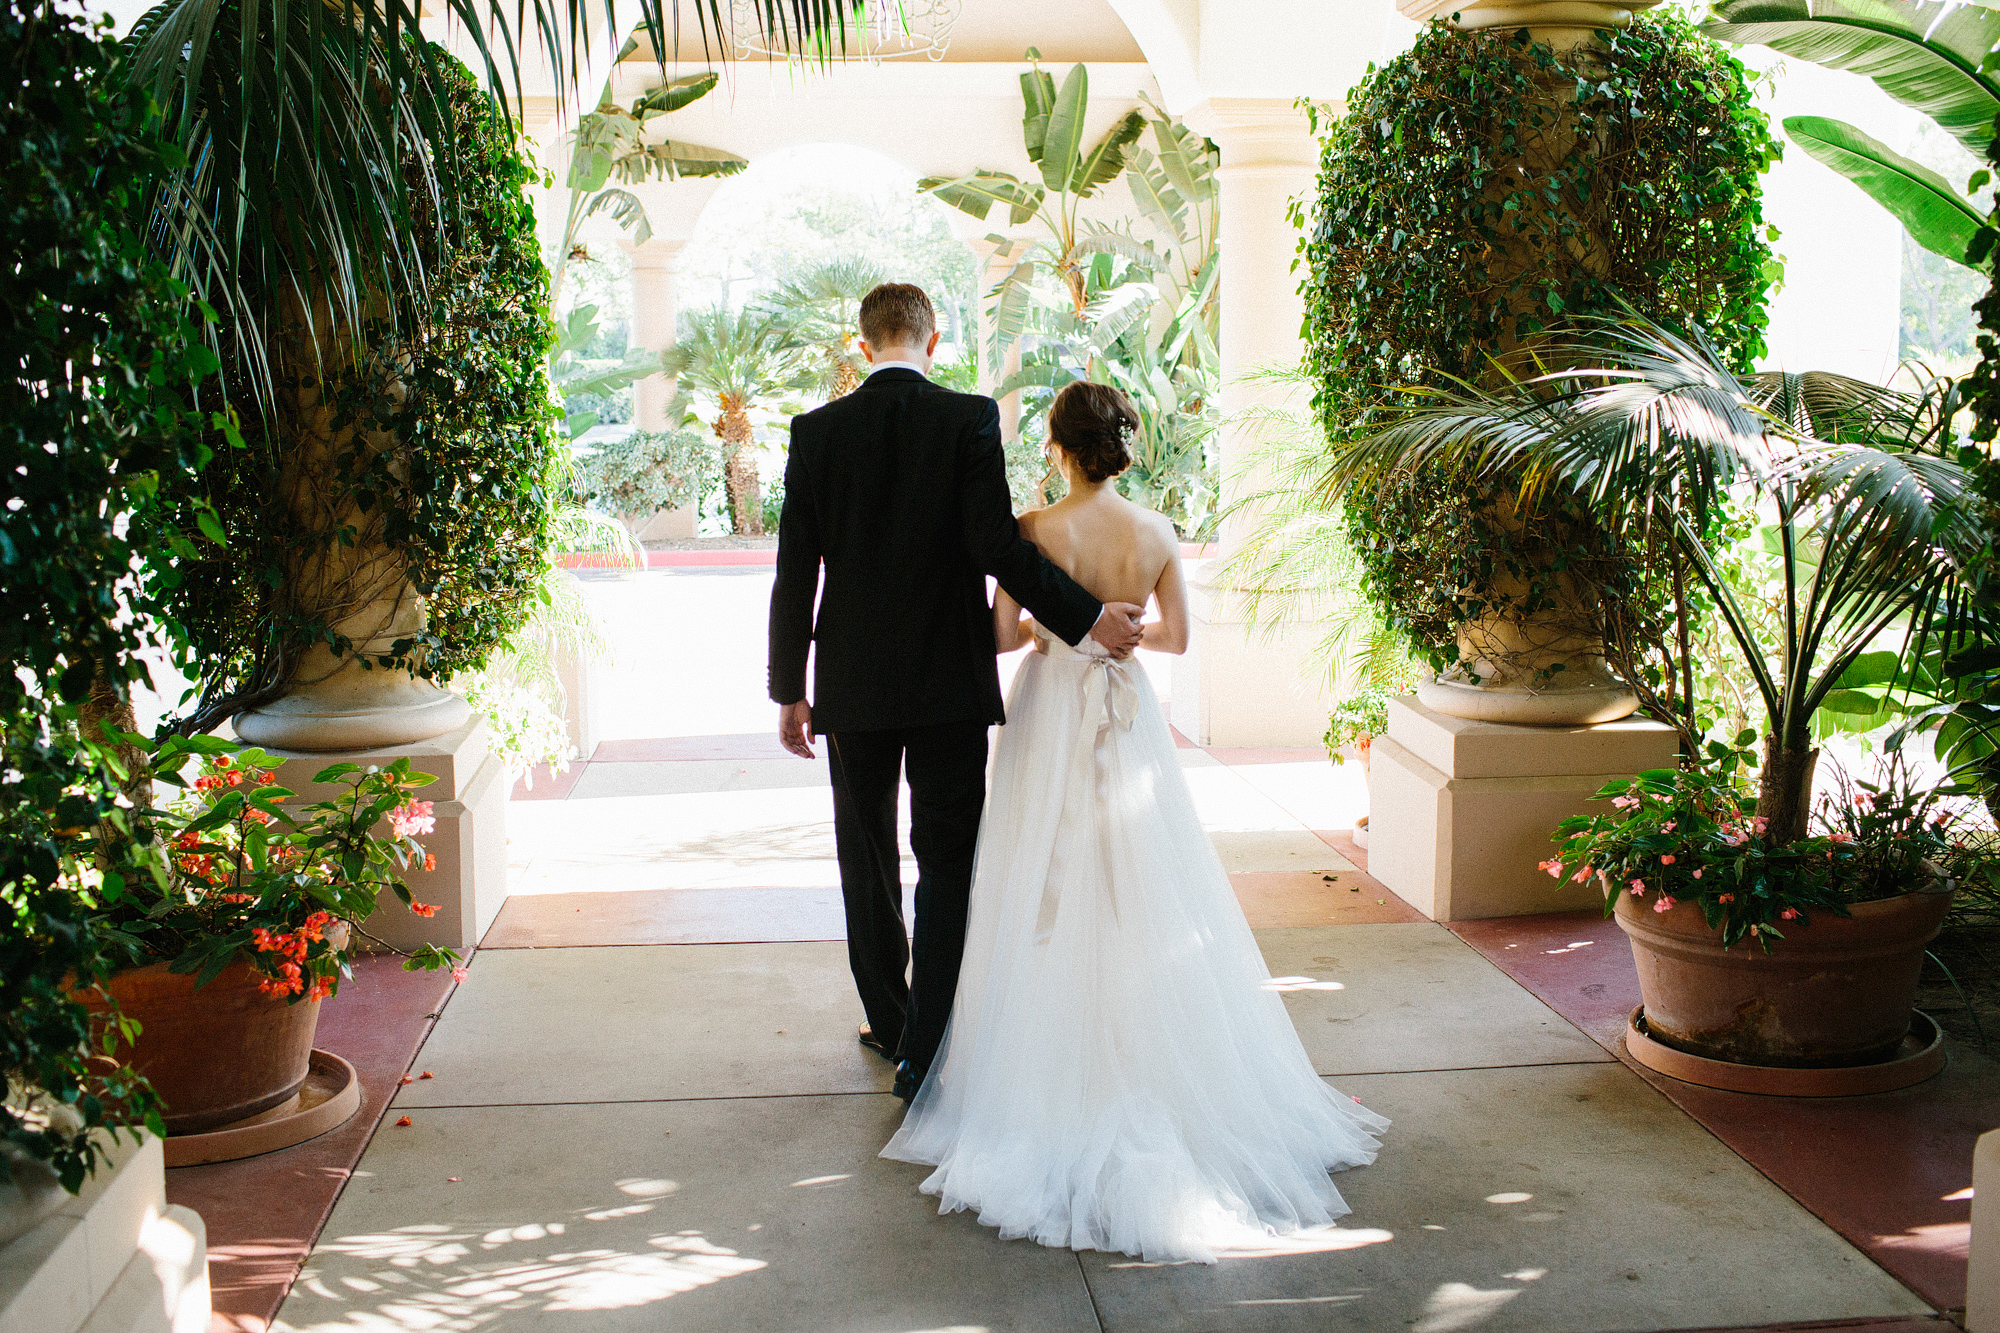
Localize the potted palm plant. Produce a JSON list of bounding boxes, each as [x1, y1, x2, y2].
[[1327, 318, 1976, 1074]]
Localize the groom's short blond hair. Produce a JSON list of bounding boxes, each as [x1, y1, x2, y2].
[[859, 283, 936, 348]]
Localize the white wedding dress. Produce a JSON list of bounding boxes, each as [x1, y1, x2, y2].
[[882, 628, 1388, 1263]]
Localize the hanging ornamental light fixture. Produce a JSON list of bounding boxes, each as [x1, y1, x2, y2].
[[728, 0, 961, 62]]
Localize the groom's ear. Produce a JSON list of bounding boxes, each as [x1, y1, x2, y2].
[[926, 330, 941, 357]]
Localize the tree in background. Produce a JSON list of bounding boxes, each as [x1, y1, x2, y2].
[[922, 60, 1222, 534], [550, 49, 747, 306], [762, 257, 889, 398], [664, 307, 814, 535]]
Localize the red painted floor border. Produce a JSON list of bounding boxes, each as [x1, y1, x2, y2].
[[1447, 908, 1995, 1315]]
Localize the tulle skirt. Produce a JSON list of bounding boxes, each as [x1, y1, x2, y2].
[[882, 638, 1388, 1263]]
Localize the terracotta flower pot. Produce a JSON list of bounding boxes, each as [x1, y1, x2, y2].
[[1614, 884, 1953, 1068], [82, 958, 325, 1135]]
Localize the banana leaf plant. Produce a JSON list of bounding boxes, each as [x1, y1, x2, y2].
[[550, 304, 661, 440], [550, 46, 747, 304], [919, 50, 1147, 360], [1322, 318, 1976, 847], [1704, 0, 2000, 267]]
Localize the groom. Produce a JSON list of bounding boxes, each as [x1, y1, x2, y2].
[[769, 283, 1145, 1102]]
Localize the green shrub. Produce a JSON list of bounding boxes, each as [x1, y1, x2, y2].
[[573, 428, 722, 522], [2, 0, 217, 1188]]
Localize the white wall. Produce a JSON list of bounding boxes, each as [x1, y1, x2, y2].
[[1748, 56, 1918, 381]]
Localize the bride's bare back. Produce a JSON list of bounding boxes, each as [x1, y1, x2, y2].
[[996, 484, 1189, 655]]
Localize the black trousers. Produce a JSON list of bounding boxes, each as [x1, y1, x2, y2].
[[826, 720, 988, 1079]]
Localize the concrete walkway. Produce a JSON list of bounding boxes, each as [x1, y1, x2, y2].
[[265, 568, 1948, 1333]]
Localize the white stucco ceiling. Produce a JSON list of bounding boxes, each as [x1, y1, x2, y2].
[[624, 0, 1146, 65]]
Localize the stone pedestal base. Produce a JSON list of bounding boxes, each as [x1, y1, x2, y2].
[[1368, 696, 1678, 921], [1169, 565, 1334, 747], [551, 630, 602, 764], [0, 1134, 210, 1333], [1972, 1128, 1999, 1333], [254, 716, 509, 951]]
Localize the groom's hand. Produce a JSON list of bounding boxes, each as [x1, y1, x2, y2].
[[1089, 603, 1147, 660], [778, 700, 816, 759]]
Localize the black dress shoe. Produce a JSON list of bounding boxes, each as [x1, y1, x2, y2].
[[858, 1023, 897, 1060], [892, 1061, 924, 1104]]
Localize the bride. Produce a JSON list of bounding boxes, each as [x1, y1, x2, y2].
[[882, 381, 1387, 1264]]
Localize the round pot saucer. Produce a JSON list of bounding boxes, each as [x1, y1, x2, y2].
[[1624, 1007, 1945, 1097], [163, 1049, 360, 1167]]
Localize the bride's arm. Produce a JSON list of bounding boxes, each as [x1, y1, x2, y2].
[[1141, 538, 1190, 655], [993, 587, 1036, 653]]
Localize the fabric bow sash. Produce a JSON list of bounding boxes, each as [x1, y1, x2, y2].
[[1033, 652, 1139, 942]]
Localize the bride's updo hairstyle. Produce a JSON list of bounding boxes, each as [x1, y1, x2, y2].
[[1048, 382, 1139, 483]]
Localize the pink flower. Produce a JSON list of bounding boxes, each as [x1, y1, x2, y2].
[[1662, 821, 1677, 834], [1780, 908, 1800, 921], [1750, 815, 1768, 835], [1571, 867, 1591, 884], [1612, 795, 1640, 811], [1539, 858, 1564, 878], [1830, 831, 1851, 843], [1660, 854, 1676, 865], [1692, 868, 1703, 879], [1652, 895, 1677, 913], [1629, 878, 1646, 894], [389, 800, 437, 839], [1855, 792, 1875, 809], [451, 966, 469, 984]]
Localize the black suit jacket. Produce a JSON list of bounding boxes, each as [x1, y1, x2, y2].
[[768, 368, 1102, 733]]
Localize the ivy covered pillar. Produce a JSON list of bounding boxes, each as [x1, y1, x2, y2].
[[1170, 98, 1335, 747], [624, 235, 695, 540]]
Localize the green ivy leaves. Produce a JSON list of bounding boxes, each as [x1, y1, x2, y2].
[[1297, 15, 1781, 663]]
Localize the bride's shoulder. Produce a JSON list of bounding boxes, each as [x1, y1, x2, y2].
[[1119, 496, 1178, 541]]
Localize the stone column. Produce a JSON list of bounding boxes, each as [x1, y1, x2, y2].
[[230, 332, 506, 952], [1170, 98, 1336, 747], [968, 237, 1025, 444], [622, 236, 696, 541]]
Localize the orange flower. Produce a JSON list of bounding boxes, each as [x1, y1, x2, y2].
[[410, 902, 440, 918], [395, 1116, 413, 1127], [423, 854, 437, 873]]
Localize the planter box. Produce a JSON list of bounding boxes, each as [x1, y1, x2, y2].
[[1368, 695, 1678, 920], [0, 1134, 209, 1333], [260, 715, 510, 951]]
